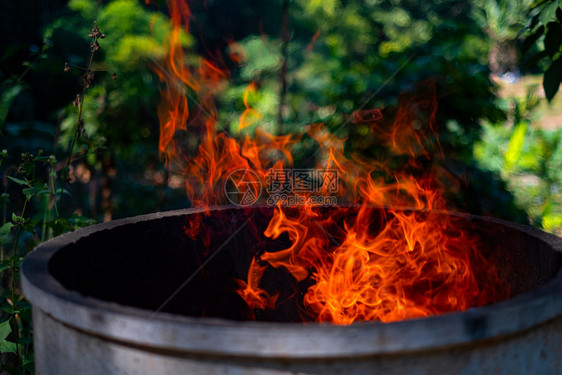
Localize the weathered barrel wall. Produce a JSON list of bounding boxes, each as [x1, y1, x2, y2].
[[22, 207, 562, 375]]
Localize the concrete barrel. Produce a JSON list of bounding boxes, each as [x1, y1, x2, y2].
[[21, 207, 562, 374]]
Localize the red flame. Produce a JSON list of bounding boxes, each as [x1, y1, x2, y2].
[[154, 0, 509, 324]]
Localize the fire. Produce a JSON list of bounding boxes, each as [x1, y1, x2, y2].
[[154, 0, 509, 324], [238, 82, 262, 131], [235, 258, 278, 311], [262, 202, 500, 324]]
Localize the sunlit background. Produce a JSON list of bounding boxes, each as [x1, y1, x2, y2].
[[1, 0, 562, 371], [0, 0, 560, 229]]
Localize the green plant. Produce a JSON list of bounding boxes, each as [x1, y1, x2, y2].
[[472, 0, 533, 74], [521, 0, 562, 101], [474, 87, 562, 233], [0, 23, 108, 374], [60, 23, 112, 213], [43, 0, 174, 219]]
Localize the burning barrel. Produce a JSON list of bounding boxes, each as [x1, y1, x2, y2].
[[22, 206, 562, 374]]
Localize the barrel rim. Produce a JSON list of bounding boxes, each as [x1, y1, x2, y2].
[[21, 206, 562, 359]]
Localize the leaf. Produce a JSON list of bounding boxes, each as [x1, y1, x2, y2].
[[0, 320, 11, 342], [543, 57, 562, 101], [22, 182, 46, 200], [37, 189, 51, 196], [0, 320, 17, 354], [70, 214, 95, 228], [0, 305, 19, 315], [539, 1, 560, 25], [0, 84, 22, 127], [522, 25, 545, 55], [22, 359, 35, 374], [15, 301, 31, 311], [0, 222, 14, 237], [543, 213, 562, 232], [505, 122, 528, 169], [522, 50, 548, 71], [542, 202, 553, 217], [529, 13, 540, 31], [7, 176, 29, 187], [21, 187, 35, 200], [0, 260, 11, 273], [0, 223, 14, 244], [544, 22, 562, 57], [51, 217, 73, 236], [0, 340, 17, 354], [54, 188, 71, 196]]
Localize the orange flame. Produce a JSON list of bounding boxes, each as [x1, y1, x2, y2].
[[155, 0, 509, 324], [235, 258, 279, 311], [238, 82, 262, 131], [155, 0, 296, 209]]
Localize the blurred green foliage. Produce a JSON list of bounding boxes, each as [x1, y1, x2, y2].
[[209, 0, 528, 222], [475, 88, 562, 233], [1, 0, 561, 372], [3, 0, 555, 224], [521, 0, 562, 101], [2, 0, 190, 221], [472, 0, 533, 76]]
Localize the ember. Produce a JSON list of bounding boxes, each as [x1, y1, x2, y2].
[[153, 0, 510, 324]]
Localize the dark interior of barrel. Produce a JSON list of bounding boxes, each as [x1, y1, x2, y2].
[[49, 207, 562, 322]]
